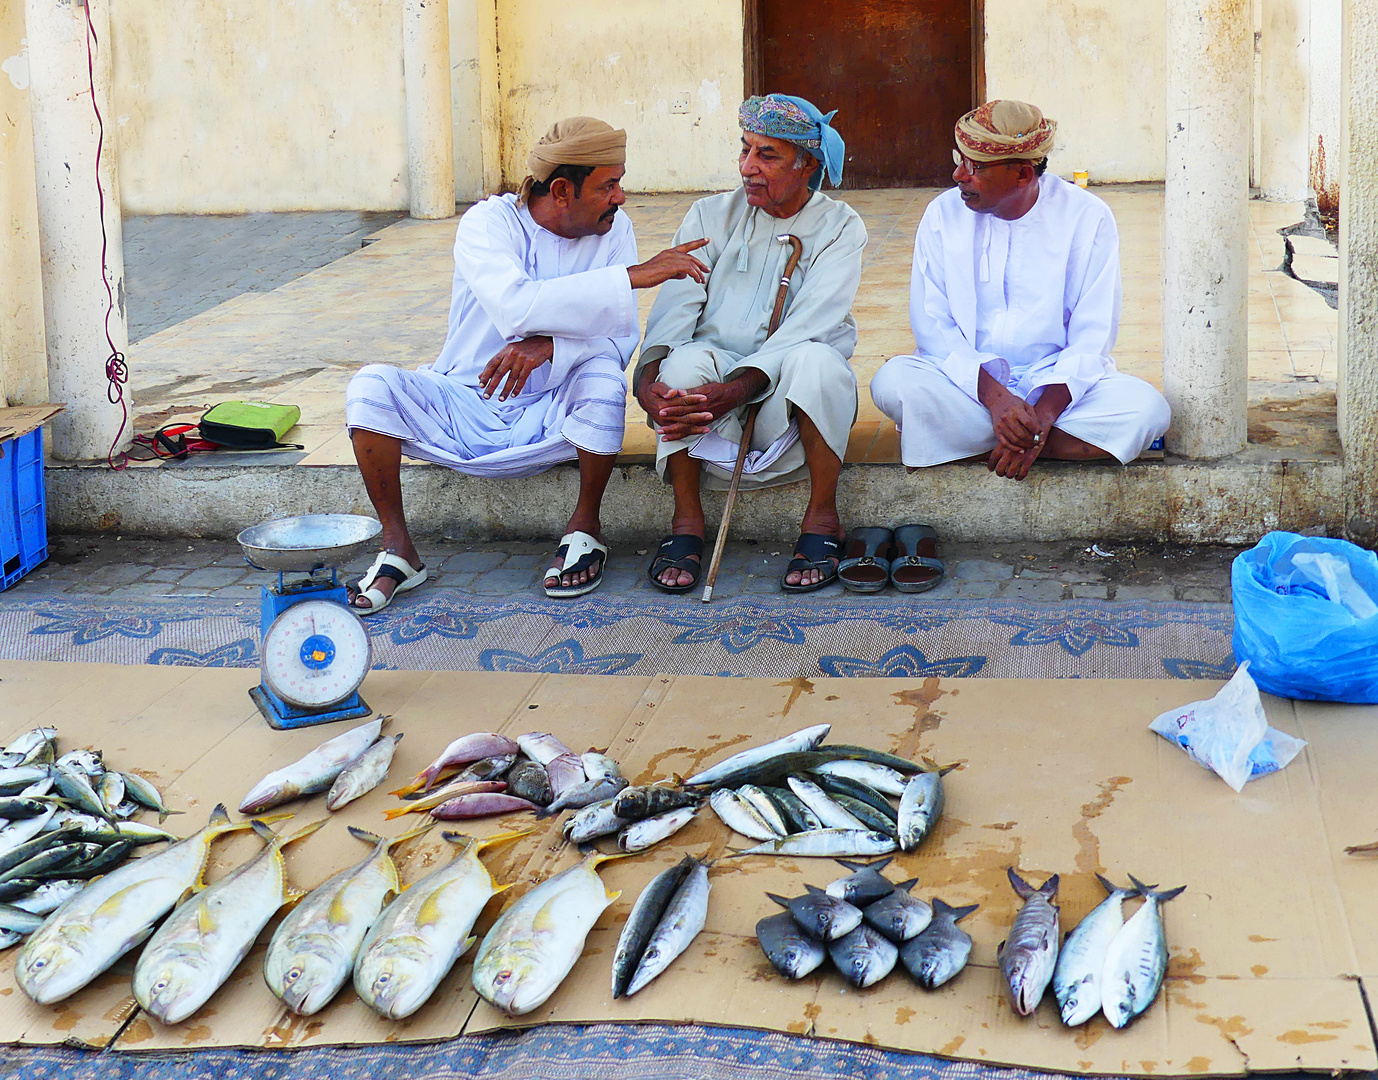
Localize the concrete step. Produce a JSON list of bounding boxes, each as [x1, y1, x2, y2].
[[48, 452, 1341, 544]]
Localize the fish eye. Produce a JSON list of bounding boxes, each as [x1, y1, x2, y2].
[[375, 973, 390, 985], [285, 968, 302, 984], [31, 958, 46, 970], [154, 978, 170, 993], [495, 970, 512, 984]]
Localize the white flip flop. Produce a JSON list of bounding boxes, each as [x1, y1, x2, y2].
[[350, 551, 428, 616], [543, 531, 609, 599]]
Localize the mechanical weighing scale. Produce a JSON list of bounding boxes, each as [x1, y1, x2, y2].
[[236, 514, 382, 730]]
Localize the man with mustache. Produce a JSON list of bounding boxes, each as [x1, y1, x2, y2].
[[345, 117, 708, 611], [871, 100, 1170, 487], [635, 94, 867, 594]]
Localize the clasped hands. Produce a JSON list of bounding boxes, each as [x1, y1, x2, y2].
[[637, 371, 766, 443]]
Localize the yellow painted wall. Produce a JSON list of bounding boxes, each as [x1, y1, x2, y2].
[[0, 3, 48, 406], [982, 0, 1168, 183], [494, 0, 743, 192], [110, 0, 411, 213]]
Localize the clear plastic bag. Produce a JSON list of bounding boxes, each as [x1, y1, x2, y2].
[[1232, 532, 1378, 703], [1149, 663, 1307, 792]]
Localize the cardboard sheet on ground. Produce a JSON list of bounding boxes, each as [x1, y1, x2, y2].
[[0, 662, 1372, 1076]]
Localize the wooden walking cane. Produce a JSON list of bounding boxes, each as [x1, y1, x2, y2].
[[702, 233, 805, 602]]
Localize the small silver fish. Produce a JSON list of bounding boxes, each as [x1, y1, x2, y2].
[[756, 911, 826, 979], [683, 724, 832, 787], [625, 858, 710, 996], [562, 798, 629, 844], [580, 751, 622, 781], [617, 805, 696, 853], [734, 829, 896, 859], [119, 772, 180, 822], [538, 775, 627, 819], [612, 856, 696, 999], [999, 868, 1060, 1017], [898, 898, 978, 988], [98, 772, 125, 817], [240, 717, 386, 813], [1101, 876, 1186, 1029], [862, 878, 932, 942], [1053, 873, 1133, 1026], [785, 778, 867, 831], [708, 789, 779, 842], [56, 750, 103, 778], [813, 759, 907, 796], [828, 923, 897, 988], [767, 884, 861, 941], [736, 785, 791, 836], [897, 768, 949, 852], [326, 733, 403, 811], [0, 729, 57, 769]]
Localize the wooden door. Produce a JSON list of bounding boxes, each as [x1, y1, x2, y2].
[[753, 0, 975, 188]]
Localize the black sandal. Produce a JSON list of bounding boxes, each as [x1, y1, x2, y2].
[[648, 534, 703, 594], [781, 533, 842, 594]]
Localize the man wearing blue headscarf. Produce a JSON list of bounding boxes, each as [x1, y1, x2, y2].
[[634, 94, 868, 594]]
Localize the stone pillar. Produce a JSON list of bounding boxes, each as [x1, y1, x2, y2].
[[26, 0, 130, 461], [1162, 0, 1252, 459], [403, 0, 455, 219], [1260, 0, 1311, 201], [1339, 0, 1378, 544]]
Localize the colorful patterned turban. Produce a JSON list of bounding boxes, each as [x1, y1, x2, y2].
[[954, 100, 1056, 163], [739, 94, 845, 191]]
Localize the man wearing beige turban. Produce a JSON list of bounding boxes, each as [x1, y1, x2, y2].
[[871, 101, 1170, 575], [345, 117, 708, 610]]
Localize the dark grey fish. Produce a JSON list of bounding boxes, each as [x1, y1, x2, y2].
[[538, 775, 627, 819], [863, 878, 932, 942], [0, 879, 40, 902], [824, 857, 895, 906], [899, 898, 978, 989], [0, 797, 59, 821], [0, 822, 79, 877], [999, 868, 1060, 1016], [504, 760, 553, 807], [454, 753, 517, 784], [755, 911, 826, 979], [612, 785, 699, 822], [611, 855, 696, 999], [758, 785, 821, 832], [47, 841, 132, 879], [767, 884, 862, 942], [828, 923, 898, 988], [0, 842, 87, 884]]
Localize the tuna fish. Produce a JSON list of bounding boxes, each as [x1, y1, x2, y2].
[[898, 898, 978, 989], [1053, 874, 1134, 1026], [999, 868, 1060, 1016], [239, 717, 387, 814], [611, 856, 695, 999], [1100, 877, 1186, 1029]]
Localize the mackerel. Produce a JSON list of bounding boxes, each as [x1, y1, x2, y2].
[[736, 785, 790, 836], [813, 759, 907, 796], [625, 858, 710, 996], [612, 856, 696, 998], [0, 728, 57, 769], [1053, 874, 1134, 1026], [240, 717, 387, 813], [708, 789, 779, 842], [733, 829, 897, 858], [326, 733, 403, 811], [682, 725, 832, 787], [899, 898, 978, 988], [999, 869, 1060, 1016], [119, 772, 181, 822], [758, 785, 821, 832], [785, 778, 867, 831], [1100, 876, 1186, 1029]]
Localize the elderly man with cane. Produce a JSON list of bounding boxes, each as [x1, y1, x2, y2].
[[344, 117, 709, 611], [635, 94, 868, 595]]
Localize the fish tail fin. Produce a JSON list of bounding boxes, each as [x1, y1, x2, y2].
[[766, 892, 790, 908], [587, 849, 637, 872], [1006, 866, 1035, 898], [490, 880, 515, 896], [474, 826, 535, 854], [896, 877, 919, 892], [1154, 884, 1187, 903], [1039, 873, 1060, 899], [931, 897, 979, 922], [1127, 874, 1158, 895], [1094, 872, 1123, 896], [376, 714, 394, 731], [385, 822, 434, 848], [280, 818, 329, 848], [208, 803, 231, 827], [390, 773, 428, 798], [348, 826, 385, 846], [249, 810, 296, 828], [250, 819, 279, 842], [1129, 875, 1186, 903], [833, 858, 866, 872], [382, 804, 422, 821]]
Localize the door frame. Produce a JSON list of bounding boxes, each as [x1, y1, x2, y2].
[[744, 0, 984, 107]]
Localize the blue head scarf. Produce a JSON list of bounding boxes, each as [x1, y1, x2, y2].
[[739, 93, 845, 191]]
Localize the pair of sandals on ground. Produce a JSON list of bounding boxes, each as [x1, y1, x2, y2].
[[647, 523, 944, 596]]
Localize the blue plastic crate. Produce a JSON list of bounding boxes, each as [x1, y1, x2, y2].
[[0, 426, 47, 591]]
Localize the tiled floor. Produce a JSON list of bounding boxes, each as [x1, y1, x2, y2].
[[117, 186, 1339, 470]]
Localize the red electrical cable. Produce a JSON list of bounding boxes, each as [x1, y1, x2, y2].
[[82, 2, 131, 470]]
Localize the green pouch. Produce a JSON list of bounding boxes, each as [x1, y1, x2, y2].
[[198, 401, 303, 450]]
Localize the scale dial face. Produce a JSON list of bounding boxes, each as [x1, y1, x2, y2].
[[261, 600, 371, 708]]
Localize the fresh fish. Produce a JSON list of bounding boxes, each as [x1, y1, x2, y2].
[[52, 840, 133, 879], [13, 774, 54, 799], [768, 884, 863, 941], [537, 774, 627, 819], [0, 903, 44, 934], [98, 772, 125, 816], [1053, 874, 1134, 1026], [0, 929, 20, 950], [687, 747, 921, 792], [612, 855, 697, 998], [240, 717, 386, 814], [354, 828, 528, 1019], [504, 760, 553, 807], [733, 829, 897, 859], [830, 794, 898, 838], [612, 785, 699, 822], [42, 813, 176, 845], [813, 759, 908, 796], [999, 868, 1060, 1016], [708, 789, 780, 842], [617, 805, 697, 852], [0, 728, 58, 769], [544, 753, 586, 798], [562, 798, 630, 844], [807, 772, 898, 820], [0, 822, 80, 876], [133, 818, 328, 1025], [0, 879, 40, 902], [514, 732, 575, 767], [52, 767, 112, 820], [736, 785, 790, 836], [1100, 877, 1186, 1029], [472, 849, 627, 1016], [16, 804, 279, 1004], [863, 878, 932, 942], [829, 923, 898, 988], [0, 797, 59, 822], [626, 857, 710, 996], [450, 753, 517, 784], [756, 911, 827, 979], [897, 769, 947, 852], [430, 793, 539, 820], [785, 778, 867, 831], [0, 765, 54, 796], [825, 857, 895, 906], [398, 733, 520, 796], [580, 751, 621, 781], [265, 824, 430, 1016], [119, 772, 181, 821], [899, 898, 979, 988], [758, 785, 821, 832], [383, 780, 507, 820], [56, 750, 104, 778], [0, 841, 85, 884], [326, 733, 403, 811], [114, 799, 141, 819], [9, 879, 83, 916], [682, 724, 832, 787]]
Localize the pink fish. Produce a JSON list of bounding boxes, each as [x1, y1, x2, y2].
[[397, 733, 520, 796], [430, 793, 539, 819], [545, 752, 586, 797]]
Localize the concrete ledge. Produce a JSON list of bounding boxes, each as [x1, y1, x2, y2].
[[47, 454, 1342, 544]]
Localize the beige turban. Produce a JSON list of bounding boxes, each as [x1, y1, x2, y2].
[[516, 117, 627, 204], [954, 100, 1057, 163]]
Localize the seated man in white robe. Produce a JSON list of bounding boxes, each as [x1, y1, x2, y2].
[[871, 100, 1170, 501], [345, 117, 708, 611], [634, 94, 867, 594]]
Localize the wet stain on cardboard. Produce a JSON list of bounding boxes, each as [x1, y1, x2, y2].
[[861, 1033, 879, 1046], [52, 1008, 81, 1032], [891, 679, 947, 761], [1184, 1057, 1213, 1073], [1278, 1029, 1337, 1044], [120, 1018, 154, 1045], [1078, 1062, 1095, 1072], [1073, 1022, 1105, 1050], [183, 1023, 211, 1044], [895, 1006, 915, 1025], [825, 695, 839, 701], [786, 1020, 807, 1034], [638, 734, 754, 784], [776, 677, 815, 717], [938, 1035, 965, 1055], [1311, 1020, 1349, 1029], [0, 987, 10, 996], [1196, 1013, 1253, 1041], [1139, 1061, 1158, 1073], [1250, 964, 1268, 976], [1168, 947, 1206, 983], [983, 822, 1016, 831], [1247, 934, 1277, 942], [1072, 775, 1132, 875]]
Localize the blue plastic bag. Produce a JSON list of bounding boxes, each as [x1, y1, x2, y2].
[[1232, 531, 1378, 703]]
